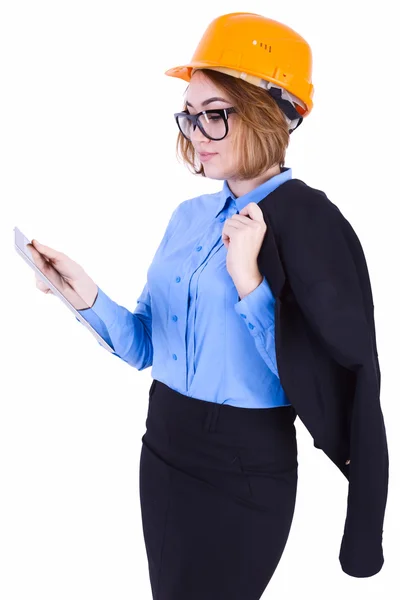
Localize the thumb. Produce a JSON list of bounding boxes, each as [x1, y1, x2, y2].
[[31, 239, 60, 261]]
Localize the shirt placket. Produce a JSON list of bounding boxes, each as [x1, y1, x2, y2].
[[185, 217, 230, 392]]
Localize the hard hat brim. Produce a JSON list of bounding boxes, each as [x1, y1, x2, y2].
[[165, 62, 219, 81]]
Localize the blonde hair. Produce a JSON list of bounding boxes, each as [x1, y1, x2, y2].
[[175, 68, 290, 179]]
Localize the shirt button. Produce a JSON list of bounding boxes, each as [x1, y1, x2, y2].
[[172, 353, 177, 360], [196, 246, 202, 251], [219, 216, 225, 222], [175, 276, 181, 283], [248, 323, 255, 330], [240, 313, 247, 319], [172, 315, 178, 322]]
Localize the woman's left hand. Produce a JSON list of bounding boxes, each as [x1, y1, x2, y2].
[[222, 202, 267, 283]]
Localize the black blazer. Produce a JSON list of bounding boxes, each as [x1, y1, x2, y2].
[[257, 178, 389, 578]]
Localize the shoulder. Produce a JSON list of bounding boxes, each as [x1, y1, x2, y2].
[[184, 189, 223, 207], [270, 179, 365, 258], [271, 178, 349, 230], [276, 178, 340, 213], [172, 189, 223, 219]]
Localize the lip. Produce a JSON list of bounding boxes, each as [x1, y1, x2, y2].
[[198, 152, 217, 162]]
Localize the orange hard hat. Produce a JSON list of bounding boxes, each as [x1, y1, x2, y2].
[[165, 12, 314, 118]]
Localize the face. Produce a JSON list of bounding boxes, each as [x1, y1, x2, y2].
[[184, 70, 238, 181]]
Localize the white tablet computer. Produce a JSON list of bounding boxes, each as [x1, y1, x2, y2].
[[14, 226, 115, 354]]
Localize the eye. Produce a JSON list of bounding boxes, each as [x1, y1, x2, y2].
[[204, 112, 223, 122]]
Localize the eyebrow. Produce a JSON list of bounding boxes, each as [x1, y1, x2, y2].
[[186, 96, 230, 108]]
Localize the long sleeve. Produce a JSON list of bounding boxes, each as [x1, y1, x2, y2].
[[76, 282, 152, 370], [276, 192, 389, 577], [75, 292, 115, 351], [233, 276, 278, 377]]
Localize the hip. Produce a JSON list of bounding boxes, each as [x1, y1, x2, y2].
[[142, 379, 298, 485]]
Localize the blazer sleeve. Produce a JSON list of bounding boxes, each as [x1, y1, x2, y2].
[[275, 192, 389, 578]]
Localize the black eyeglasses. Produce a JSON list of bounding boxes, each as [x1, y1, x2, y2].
[[174, 107, 236, 141]]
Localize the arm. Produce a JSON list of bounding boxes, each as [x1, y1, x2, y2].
[[75, 290, 115, 353], [76, 282, 152, 370], [233, 275, 278, 377]]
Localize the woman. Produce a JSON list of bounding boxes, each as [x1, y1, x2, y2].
[[28, 12, 379, 600], [135, 16, 308, 597], [134, 14, 310, 599]]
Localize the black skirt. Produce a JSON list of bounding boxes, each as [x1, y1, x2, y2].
[[139, 379, 298, 600]]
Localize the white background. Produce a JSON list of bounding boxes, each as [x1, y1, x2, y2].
[[1, 1, 398, 598]]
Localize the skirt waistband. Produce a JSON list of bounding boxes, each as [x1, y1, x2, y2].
[[149, 379, 296, 437]]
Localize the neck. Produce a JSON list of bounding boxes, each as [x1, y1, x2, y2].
[[227, 163, 282, 198]]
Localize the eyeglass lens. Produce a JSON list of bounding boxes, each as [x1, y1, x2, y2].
[[177, 111, 227, 140]]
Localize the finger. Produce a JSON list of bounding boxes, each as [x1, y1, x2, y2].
[[29, 244, 49, 268], [31, 249, 64, 291], [230, 214, 254, 226], [239, 202, 263, 221], [36, 279, 50, 292], [223, 220, 242, 232], [31, 239, 62, 262], [30, 248, 56, 276]]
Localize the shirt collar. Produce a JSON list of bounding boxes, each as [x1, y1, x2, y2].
[[215, 166, 292, 217]]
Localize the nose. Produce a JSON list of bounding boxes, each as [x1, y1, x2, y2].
[[190, 124, 211, 145]]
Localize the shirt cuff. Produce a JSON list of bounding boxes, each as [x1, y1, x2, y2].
[[77, 286, 119, 330], [75, 307, 115, 350], [233, 275, 276, 336]]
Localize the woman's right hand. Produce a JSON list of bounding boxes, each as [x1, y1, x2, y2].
[[27, 239, 99, 311]]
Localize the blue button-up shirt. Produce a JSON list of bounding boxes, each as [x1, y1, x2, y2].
[[77, 167, 293, 408]]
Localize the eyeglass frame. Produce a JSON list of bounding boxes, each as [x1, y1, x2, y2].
[[174, 107, 237, 141]]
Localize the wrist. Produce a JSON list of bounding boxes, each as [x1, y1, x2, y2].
[[76, 277, 99, 309], [235, 272, 263, 300]]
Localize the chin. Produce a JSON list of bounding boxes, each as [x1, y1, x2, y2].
[[202, 164, 228, 181]]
